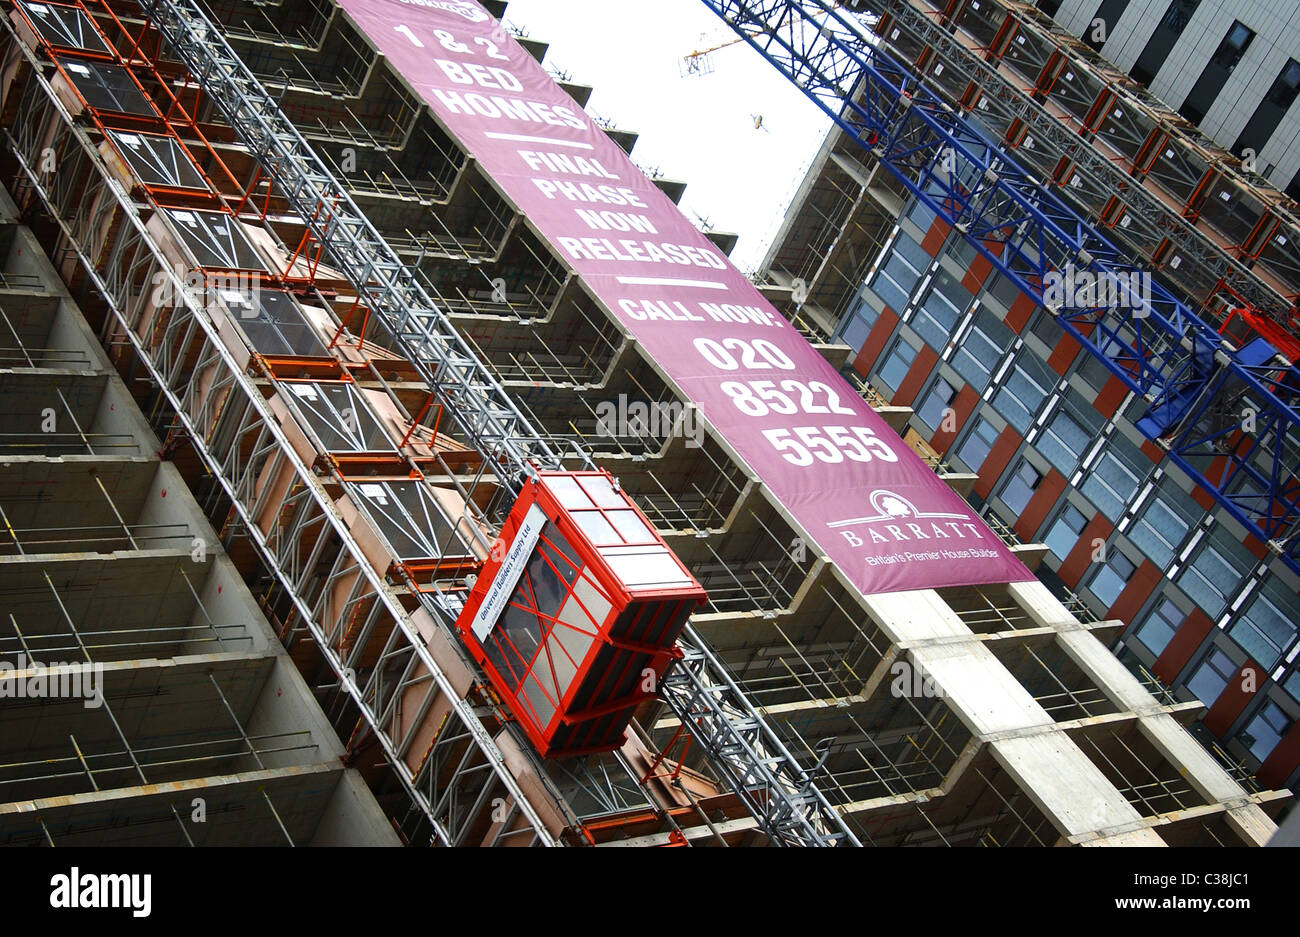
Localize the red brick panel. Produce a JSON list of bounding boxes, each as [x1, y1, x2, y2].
[[1203, 660, 1263, 737], [853, 307, 900, 377], [1047, 332, 1081, 376], [930, 384, 978, 454], [1259, 719, 1300, 790], [1004, 292, 1037, 333], [1057, 511, 1115, 588], [1152, 609, 1213, 685], [962, 253, 993, 295], [893, 344, 939, 408], [1107, 558, 1162, 625], [921, 218, 952, 256], [1094, 374, 1128, 419], [1191, 484, 1216, 512], [973, 425, 1022, 500], [1014, 468, 1066, 543]]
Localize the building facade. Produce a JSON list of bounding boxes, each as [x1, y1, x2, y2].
[[761, 0, 1300, 794], [0, 0, 1286, 846], [1045, 0, 1300, 198]]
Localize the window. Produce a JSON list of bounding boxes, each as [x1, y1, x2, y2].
[[1000, 458, 1043, 514], [1044, 503, 1088, 559], [1211, 21, 1254, 69], [1128, 482, 1199, 568], [1234, 59, 1300, 160], [1229, 584, 1298, 669], [1029, 309, 1064, 349], [838, 292, 879, 353], [957, 414, 1000, 470], [1179, 21, 1254, 124], [1078, 352, 1112, 391], [878, 336, 918, 392], [908, 194, 937, 230], [1176, 528, 1252, 618], [1240, 702, 1291, 763], [1129, 0, 1199, 85], [1286, 670, 1300, 704], [1089, 549, 1136, 607], [1078, 333, 1128, 391], [907, 176, 947, 231], [1038, 401, 1097, 475], [1134, 597, 1184, 656], [869, 234, 929, 313], [1186, 647, 1236, 706], [912, 270, 970, 351], [951, 232, 979, 270], [994, 353, 1055, 433], [986, 272, 1023, 312], [952, 308, 1012, 391], [917, 376, 959, 431], [1081, 435, 1145, 520]]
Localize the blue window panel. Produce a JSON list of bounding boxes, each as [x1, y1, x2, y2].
[[868, 233, 928, 313], [1240, 702, 1291, 763], [993, 353, 1055, 434], [1129, 481, 1199, 569], [1038, 406, 1092, 475], [838, 293, 878, 353], [1000, 458, 1043, 514], [1081, 435, 1146, 521], [1186, 648, 1236, 706], [917, 376, 958, 431], [951, 308, 1012, 391], [1229, 584, 1298, 670], [1176, 528, 1252, 619], [912, 270, 970, 351], [956, 414, 1000, 470], [1089, 550, 1136, 607], [1134, 596, 1183, 656], [1044, 503, 1088, 559], [878, 337, 918, 392]]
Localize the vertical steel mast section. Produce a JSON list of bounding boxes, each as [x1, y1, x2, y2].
[[700, 0, 1300, 575], [0, 17, 557, 846], [136, 0, 562, 479], [128, 0, 856, 846]]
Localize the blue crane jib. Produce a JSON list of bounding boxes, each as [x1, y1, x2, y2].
[[700, 0, 1300, 576]]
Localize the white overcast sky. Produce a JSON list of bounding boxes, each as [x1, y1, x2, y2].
[[500, 0, 832, 273]]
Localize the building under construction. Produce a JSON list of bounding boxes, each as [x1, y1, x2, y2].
[[0, 0, 1288, 847], [755, 0, 1300, 797]]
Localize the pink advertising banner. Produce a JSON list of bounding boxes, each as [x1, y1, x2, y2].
[[335, 0, 1034, 595]]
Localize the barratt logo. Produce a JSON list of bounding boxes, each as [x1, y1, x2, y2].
[[826, 490, 987, 547], [397, 0, 489, 22]]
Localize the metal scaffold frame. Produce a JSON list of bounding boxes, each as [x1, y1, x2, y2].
[[0, 0, 861, 845], [0, 19, 557, 844], [137, 0, 569, 483], [146, 0, 863, 847], [701, 0, 1300, 575]]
